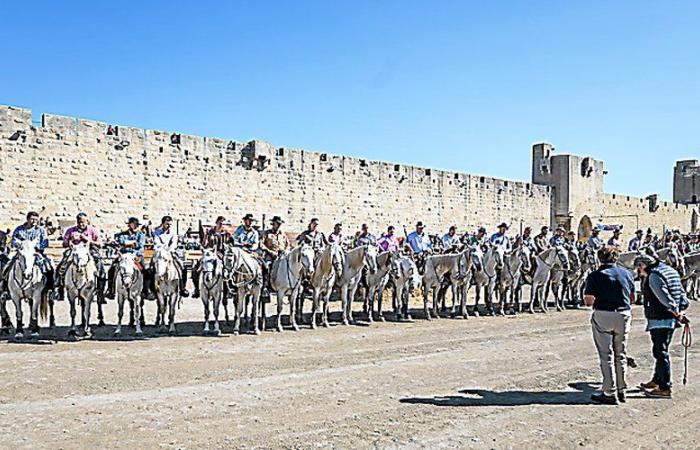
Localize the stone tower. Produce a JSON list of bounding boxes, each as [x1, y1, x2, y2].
[[531, 142, 605, 230], [673, 159, 700, 204]]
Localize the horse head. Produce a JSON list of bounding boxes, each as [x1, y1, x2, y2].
[[364, 245, 378, 274], [71, 242, 92, 274], [153, 245, 174, 278], [567, 245, 581, 271], [554, 245, 570, 270], [330, 243, 344, 278], [518, 245, 531, 272], [201, 249, 220, 284], [470, 247, 484, 272], [118, 253, 137, 286], [17, 239, 38, 279], [491, 244, 505, 271], [222, 246, 239, 279], [456, 250, 471, 280], [299, 244, 315, 276]]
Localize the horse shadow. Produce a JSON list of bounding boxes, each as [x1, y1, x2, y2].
[[400, 382, 602, 407]]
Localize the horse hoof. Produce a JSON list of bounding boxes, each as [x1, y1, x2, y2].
[[253, 329, 261, 336], [233, 330, 240, 336], [342, 320, 349, 326], [136, 331, 144, 337], [379, 315, 386, 322], [67, 330, 77, 338], [310, 322, 317, 330], [292, 324, 300, 332], [114, 330, 121, 337], [276, 325, 283, 333], [426, 315, 432, 321], [49, 321, 56, 329], [168, 330, 176, 336], [30, 332, 39, 340], [97, 320, 106, 327], [323, 322, 330, 328], [13, 332, 23, 341], [405, 315, 413, 322]]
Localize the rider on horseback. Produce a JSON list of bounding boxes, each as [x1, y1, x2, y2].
[[441, 226, 461, 253], [105, 217, 150, 300], [53, 212, 105, 302], [1, 212, 54, 300], [587, 228, 604, 251], [355, 223, 377, 247], [233, 214, 259, 252], [377, 225, 400, 252], [407, 221, 432, 274], [296, 218, 327, 251], [192, 215, 232, 298], [328, 222, 350, 250], [490, 223, 511, 251], [534, 226, 550, 253], [550, 226, 567, 248], [465, 227, 487, 250], [152, 215, 189, 297]]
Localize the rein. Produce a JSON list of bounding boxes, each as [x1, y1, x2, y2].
[[682, 322, 692, 386]]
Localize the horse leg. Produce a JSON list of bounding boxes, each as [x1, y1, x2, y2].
[[212, 291, 222, 336], [83, 296, 92, 338], [30, 294, 40, 338], [274, 290, 284, 332], [222, 296, 231, 325], [367, 287, 375, 323], [128, 297, 135, 327], [297, 290, 305, 326], [115, 295, 124, 336], [528, 285, 536, 314], [348, 281, 360, 324], [322, 291, 331, 328], [377, 287, 386, 322], [251, 289, 261, 335], [0, 300, 11, 334], [168, 294, 177, 335], [422, 283, 431, 321], [310, 290, 318, 330], [473, 286, 481, 317], [13, 296, 23, 339], [233, 292, 244, 335], [289, 288, 300, 332], [202, 294, 210, 335], [340, 285, 350, 326], [48, 298, 55, 329], [134, 295, 144, 336], [68, 296, 77, 338]]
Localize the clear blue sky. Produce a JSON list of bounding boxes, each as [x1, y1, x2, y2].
[[2, 1, 698, 199]]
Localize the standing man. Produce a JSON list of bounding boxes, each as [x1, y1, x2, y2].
[[628, 229, 644, 252], [54, 212, 105, 301], [584, 246, 634, 404], [634, 254, 690, 398], [378, 226, 400, 253], [233, 214, 259, 252], [153, 215, 189, 297]]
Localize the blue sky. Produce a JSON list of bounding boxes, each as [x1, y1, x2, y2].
[[2, 1, 698, 199]]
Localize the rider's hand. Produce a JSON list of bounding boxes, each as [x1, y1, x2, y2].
[[678, 315, 690, 325]]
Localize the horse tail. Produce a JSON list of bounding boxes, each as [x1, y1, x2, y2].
[[40, 290, 49, 322]]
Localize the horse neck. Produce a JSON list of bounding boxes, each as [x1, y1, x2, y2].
[[314, 247, 333, 278], [346, 247, 365, 273], [484, 249, 498, 270]]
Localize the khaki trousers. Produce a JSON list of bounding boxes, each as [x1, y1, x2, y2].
[[591, 309, 631, 396]]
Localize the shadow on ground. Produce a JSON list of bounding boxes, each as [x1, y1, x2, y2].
[[400, 382, 606, 407]]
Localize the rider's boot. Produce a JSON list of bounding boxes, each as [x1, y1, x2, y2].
[[179, 268, 190, 297], [105, 264, 117, 299], [192, 272, 200, 298]]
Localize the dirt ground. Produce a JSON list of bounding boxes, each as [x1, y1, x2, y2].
[[0, 291, 697, 450]]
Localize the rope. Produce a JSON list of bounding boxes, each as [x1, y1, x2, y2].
[[682, 322, 692, 386]]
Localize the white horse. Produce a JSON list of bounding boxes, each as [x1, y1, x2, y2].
[[64, 242, 97, 338], [498, 245, 531, 315], [365, 251, 397, 323], [472, 244, 505, 316], [223, 246, 263, 335], [335, 245, 378, 325], [7, 239, 48, 339], [152, 245, 181, 335], [270, 244, 315, 332], [391, 255, 421, 321], [567, 246, 596, 306], [528, 246, 569, 314], [309, 243, 344, 329], [422, 251, 469, 320], [447, 248, 481, 319], [548, 245, 580, 311], [199, 249, 224, 335], [114, 253, 144, 336]]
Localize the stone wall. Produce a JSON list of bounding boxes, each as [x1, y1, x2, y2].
[[0, 105, 552, 236]]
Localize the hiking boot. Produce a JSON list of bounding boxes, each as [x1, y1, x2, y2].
[[639, 381, 658, 390], [617, 391, 626, 403], [590, 392, 618, 405], [644, 387, 672, 398]]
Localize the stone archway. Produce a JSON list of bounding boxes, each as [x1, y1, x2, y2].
[[578, 215, 593, 241]]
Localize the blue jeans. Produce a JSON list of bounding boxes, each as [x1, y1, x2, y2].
[[650, 328, 675, 390]]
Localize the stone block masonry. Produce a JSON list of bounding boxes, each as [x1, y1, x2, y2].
[[0, 105, 552, 236]]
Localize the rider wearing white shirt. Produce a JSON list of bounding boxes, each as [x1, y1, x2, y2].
[[152, 215, 189, 297]]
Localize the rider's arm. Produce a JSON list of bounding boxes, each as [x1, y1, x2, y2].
[[36, 228, 49, 251]]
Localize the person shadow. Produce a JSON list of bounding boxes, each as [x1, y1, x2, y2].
[[400, 382, 604, 407]]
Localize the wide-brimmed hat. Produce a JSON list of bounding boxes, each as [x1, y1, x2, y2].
[[634, 254, 657, 268], [416, 221, 424, 227], [270, 216, 284, 224], [592, 228, 600, 234], [242, 213, 257, 222], [127, 217, 140, 225], [497, 222, 509, 229]]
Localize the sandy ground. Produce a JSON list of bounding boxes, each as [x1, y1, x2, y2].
[[0, 291, 697, 450]]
